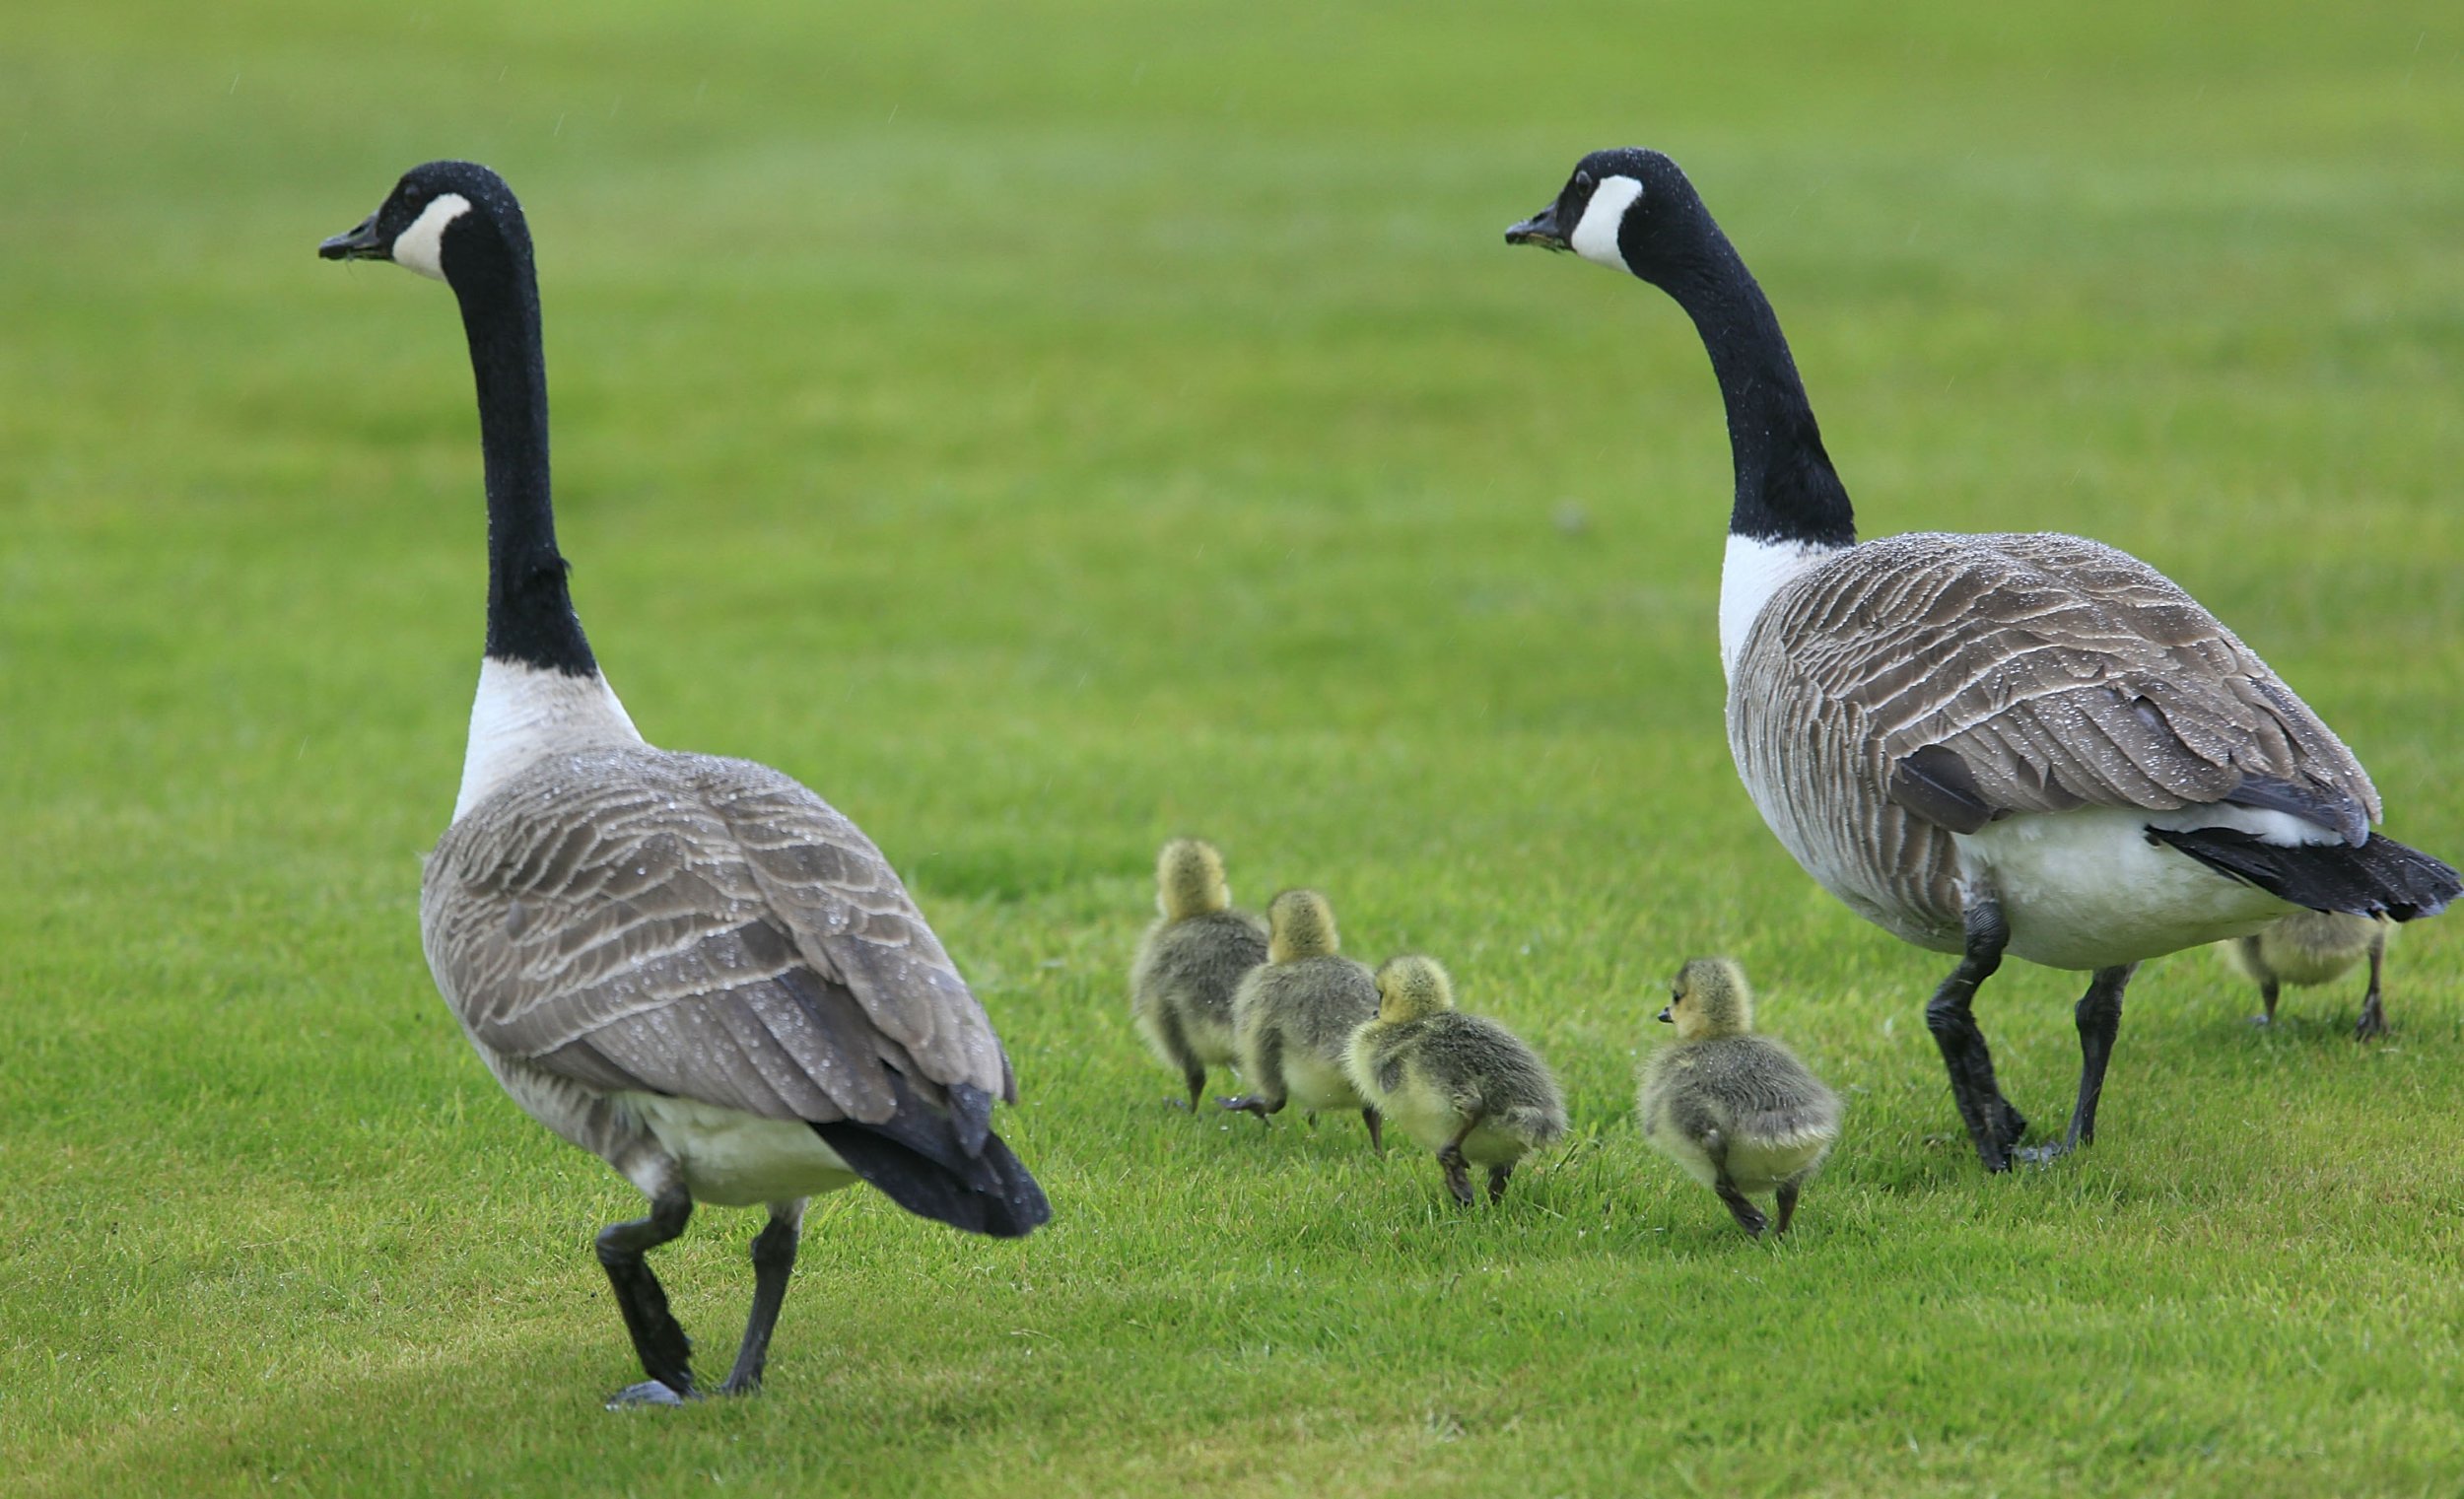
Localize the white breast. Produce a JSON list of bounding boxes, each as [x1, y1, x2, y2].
[[1719, 534, 1841, 680], [454, 657, 647, 820]]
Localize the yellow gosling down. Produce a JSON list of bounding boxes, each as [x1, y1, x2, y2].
[[1638, 959, 1841, 1238], [1346, 956, 1567, 1205], [1222, 889, 1385, 1151], [2219, 911, 2395, 1040], [1129, 839, 1269, 1109]]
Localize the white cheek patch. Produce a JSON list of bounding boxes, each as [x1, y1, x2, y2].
[[391, 192, 472, 281], [1571, 174, 1644, 270]]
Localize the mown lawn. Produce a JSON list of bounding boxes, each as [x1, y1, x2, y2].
[[3, 1, 2461, 1493]]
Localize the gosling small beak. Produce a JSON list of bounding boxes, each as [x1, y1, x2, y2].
[[319, 212, 387, 261], [1656, 1006, 1674, 1024], [1504, 201, 1568, 251]]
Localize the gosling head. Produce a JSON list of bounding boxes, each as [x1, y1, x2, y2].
[[1660, 957, 1753, 1041], [1154, 838, 1232, 920], [1375, 955, 1456, 1022], [318, 160, 526, 287], [1503, 147, 1707, 286], [1266, 889, 1339, 963]]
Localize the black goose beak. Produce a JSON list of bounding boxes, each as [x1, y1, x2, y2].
[[1505, 202, 1568, 250], [319, 213, 387, 261], [1656, 1006, 1674, 1024]]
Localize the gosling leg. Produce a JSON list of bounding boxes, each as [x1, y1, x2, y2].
[[1774, 1178, 1802, 1237], [1437, 1119, 1478, 1207], [1157, 1009, 1207, 1110], [2355, 929, 2388, 1041], [1362, 1107, 1385, 1158], [1219, 1029, 1285, 1122], [1486, 1163, 1512, 1205], [1713, 1175, 1767, 1237], [598, 1182, 697, 1407]]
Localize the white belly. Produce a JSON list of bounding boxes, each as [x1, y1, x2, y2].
[[1959, 807, 2300, 971], [1647, 1122, 1830, 1194], [620, 1094, 862, 1208], [1284, 1051, 1365, 1115]]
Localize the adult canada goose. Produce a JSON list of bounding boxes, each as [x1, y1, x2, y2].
[[2220, 911, 2394, 1039], [1129, 838, 1268, 1109], [319, 161, 1049, 1406], [1346, 956, 1565, 1204], [1505, 149, 2460, 1172], [1221, 889, 1384, 1151], [1638, 959, 1841, 1237]]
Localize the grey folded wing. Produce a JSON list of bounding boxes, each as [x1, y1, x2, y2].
[[1751, 531, 2379, 839], [421, 746, 1012, 1126]]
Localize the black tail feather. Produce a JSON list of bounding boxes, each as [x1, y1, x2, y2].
[[2147, 827, 2460, 921], [810, 1068, 1051, 1239]]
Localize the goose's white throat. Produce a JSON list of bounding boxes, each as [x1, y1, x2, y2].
[[1572, 175, 1644, 269], [1720, 533, 1842, 680], [393, 193, 472, 282], [454, 657, 645, 820]]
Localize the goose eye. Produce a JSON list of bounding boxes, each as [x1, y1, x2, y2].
[[1573, 170, 1594, 192]]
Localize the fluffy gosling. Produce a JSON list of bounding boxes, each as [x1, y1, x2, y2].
[[1346, 956, 1566, 1204], [2220, 911, 2395, 1040], [1638, 959, 1840, 1237], [1129, 839, 1269, 1109], [1222, 889, 1384, 1151]]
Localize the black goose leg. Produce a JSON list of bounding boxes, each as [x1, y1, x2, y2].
[[2355, 931, 2388, 1041], [1362, 1107, 1385, 1157], [599, 1183, 696, 1407], [2020, 962, 2135, 1164], [1925, 899, 2026, 1171], [719, 1200, 805, 1397]]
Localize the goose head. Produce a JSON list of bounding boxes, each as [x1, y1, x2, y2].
[[1661, 956, 1753, 1040], [1505, 148, 1704, 282], [1373, 955, 1455, 1023], [319, 160, 523, 285]]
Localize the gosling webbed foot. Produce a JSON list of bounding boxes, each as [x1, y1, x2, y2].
[[1437, 1144, 1473, 1206], [2354, 1002, 2388, 1042], [607, 1379, 694, 1409], [1486, 1164, 1512, 1205], [1713, 1179, 1766, 1237], [1219, 1094, 1277, 1122]]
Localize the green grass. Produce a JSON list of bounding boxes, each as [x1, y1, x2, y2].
[[6, 0, 2464, 1493]]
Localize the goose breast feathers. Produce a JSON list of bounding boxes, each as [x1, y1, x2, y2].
[[1728, 532, 2378, 945], [421, 744, 1012, 1129]]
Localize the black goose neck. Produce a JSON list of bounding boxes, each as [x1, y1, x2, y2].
[[1643, 209, 1856, 549], [449, 208, 596, 677]]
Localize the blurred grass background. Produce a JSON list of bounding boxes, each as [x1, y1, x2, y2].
[[3, 1, 2461, 1493]]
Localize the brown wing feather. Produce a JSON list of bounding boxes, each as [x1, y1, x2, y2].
[[1761, 531, 2378, 827], [420, 745, 1008, 1126]]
